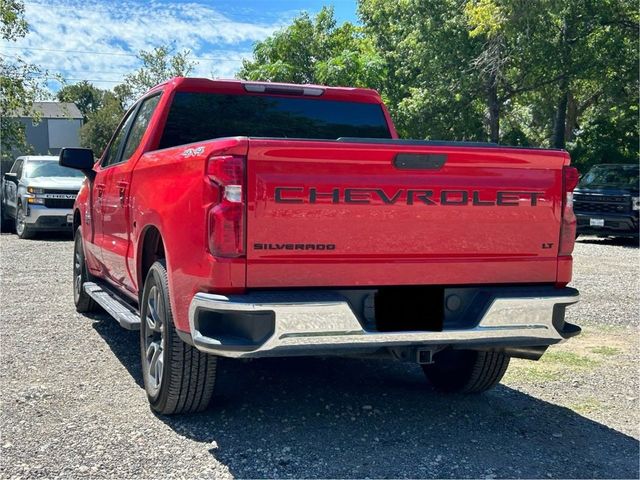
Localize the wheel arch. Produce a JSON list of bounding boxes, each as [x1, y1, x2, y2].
[[137, 225, 166, 298]]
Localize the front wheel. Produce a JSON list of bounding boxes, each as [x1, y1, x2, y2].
[[422, 349, 510, 393], [15, 205, 34, 239], [140, 260, 218, 415]]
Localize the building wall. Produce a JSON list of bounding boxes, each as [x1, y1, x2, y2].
[[19, 117, 82, 156], [47, 118, 82, 149], [2, 117, 82, 174], [19, 118, 49, 155]]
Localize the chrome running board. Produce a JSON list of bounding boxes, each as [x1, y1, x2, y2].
[[84, 282, 140, 330]]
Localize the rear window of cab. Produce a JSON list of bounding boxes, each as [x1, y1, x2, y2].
[[159, 92, 392, 149]]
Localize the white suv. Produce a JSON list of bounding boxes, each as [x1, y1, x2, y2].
[[1, 156, 84, 238]]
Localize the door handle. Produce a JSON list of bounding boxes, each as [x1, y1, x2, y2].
[[117, 181, 128, 205]]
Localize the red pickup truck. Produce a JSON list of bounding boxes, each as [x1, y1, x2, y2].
[[60, 77, 580, 415]]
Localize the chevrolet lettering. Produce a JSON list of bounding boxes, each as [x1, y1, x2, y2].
[[274, 187, 544, 206], [41, 193, 77, 199]]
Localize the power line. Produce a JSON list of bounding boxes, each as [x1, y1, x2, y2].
[[36, 77, 124, 83], [20, 73, 124, 83], [1, 57, 132, 76], [1, 45, 248, 62], [3, 54, 236, 78], [57, 79, 123, 83], [28, 75, 236, 84]]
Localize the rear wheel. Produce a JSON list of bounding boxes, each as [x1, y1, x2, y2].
[[422, 349, 510, 393], [15, 205, 34, 239], [73, 227, 99, 313], [140, 260, 218, 415]]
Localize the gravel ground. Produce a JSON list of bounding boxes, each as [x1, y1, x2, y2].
[[0, 233, 638, 479]]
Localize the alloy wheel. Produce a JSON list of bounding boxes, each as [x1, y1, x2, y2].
[[143, 285, 165, 395], [15, 207, 25, 236], [73, 239, 83, 303]]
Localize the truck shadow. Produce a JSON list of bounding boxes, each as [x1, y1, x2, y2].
[[37, 231, 74, 241], [91, 313, 144, 388], [92, 316, 639, 479], [0, 231, 74, 241]]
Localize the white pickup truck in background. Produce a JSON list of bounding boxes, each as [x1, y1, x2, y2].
[[1, 155, 84, 239]]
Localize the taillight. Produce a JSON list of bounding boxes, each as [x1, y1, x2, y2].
[[206, 155, 245, 257], [559, 166, 579, 256]]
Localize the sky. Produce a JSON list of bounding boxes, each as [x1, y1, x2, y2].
[[6, 0, 358, 92]]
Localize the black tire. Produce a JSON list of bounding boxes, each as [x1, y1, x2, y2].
[[422, 349, 510, 393], [140, 260, 218, 415], [73, 227, 99, 313], [1, 201, 12, 232], [15, 204, 35, 239]]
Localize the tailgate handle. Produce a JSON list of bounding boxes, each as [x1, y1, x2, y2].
[[393, 153, 447, 170]]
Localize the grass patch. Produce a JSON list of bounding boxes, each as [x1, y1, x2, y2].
[[504, 349, 599, 386], [590, 346, 621, 356], [541, 350, 598, 368], [504, 327, 633, 388], [569, 398, 603, 414], [504, 364, 562, 383]]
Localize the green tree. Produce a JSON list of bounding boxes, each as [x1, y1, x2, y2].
[[359, 0, 638, 169], [79, 92, 124, 156], [359, 0, 488, 140], [56, 80, 106, 121], [0, 0, 47, 168], [118, 43, 196, 105], [463, 0, 548, 143], [75, 43, 196, 155], [239, 7, 385, 90], [1, 0, 27, 40]]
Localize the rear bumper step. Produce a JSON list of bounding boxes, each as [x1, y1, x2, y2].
[[186, 287, 580, 358]]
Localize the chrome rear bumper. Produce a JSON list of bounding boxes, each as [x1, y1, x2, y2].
[[187, 287, 579, 358]]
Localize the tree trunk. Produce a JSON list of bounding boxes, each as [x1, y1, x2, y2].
[[564, 91, 577, 141], [552, 17, 570, 149], [552, 77, 569, 149], [488, 75, 500, 143]]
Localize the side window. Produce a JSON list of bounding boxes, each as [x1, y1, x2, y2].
[[102, 109, 136, 168], [121, 94, 161, 162], [10, 159, 23, 175], [15, 160, 24, 178]]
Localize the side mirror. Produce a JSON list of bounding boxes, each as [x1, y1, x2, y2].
[[4, 172, 17, 183], [59, 148, 95, 180]]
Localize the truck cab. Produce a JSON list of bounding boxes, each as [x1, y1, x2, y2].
[[574, 164, 639, 239], [1, 156, 84, 238]]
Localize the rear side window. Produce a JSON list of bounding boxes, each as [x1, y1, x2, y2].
[[159, 92, 391, 149]]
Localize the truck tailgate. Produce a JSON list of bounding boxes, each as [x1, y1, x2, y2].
[[245, 139, 568, 288]]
